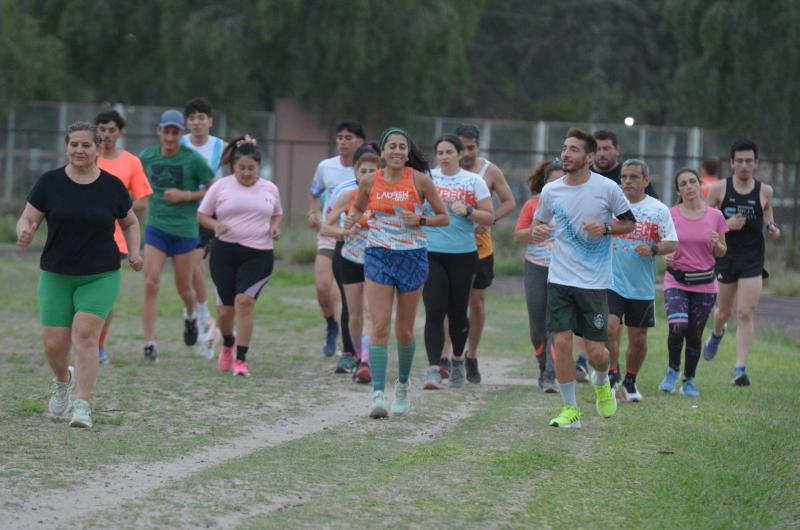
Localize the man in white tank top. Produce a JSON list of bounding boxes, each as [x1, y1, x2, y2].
[[180, 97, 227, 359], [451, 124, 516, 383]]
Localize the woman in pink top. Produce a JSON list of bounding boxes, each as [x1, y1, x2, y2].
[[658, 168, 727, 397], [198, 135, 283, 377]]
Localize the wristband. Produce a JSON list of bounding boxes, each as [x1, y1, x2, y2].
[[419, 216, 427, 226], [604, 223, 613, 235], [465, 205, 474, 218], [650, 243, 659, 256]]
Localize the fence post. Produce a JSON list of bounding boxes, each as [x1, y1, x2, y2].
[[3, 107, 15, 202], [287, 141, 294, 224], [788, 160, 800, 270]]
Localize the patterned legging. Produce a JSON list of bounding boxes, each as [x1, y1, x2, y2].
[[664, 288, 717, 379]]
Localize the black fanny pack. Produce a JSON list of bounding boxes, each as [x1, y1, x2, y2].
[[667, 267, 716, 286]]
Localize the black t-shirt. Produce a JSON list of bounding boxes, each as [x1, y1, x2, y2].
[[27, 167, 133, 275], [591, 163, 660, 199]]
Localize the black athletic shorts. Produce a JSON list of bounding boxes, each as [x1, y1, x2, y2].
[[716, 252, 766, 283], [472, 254, 495, 290], [210, 240, 274, 306], [607, 290, 655, 328], [341, 256, 365, 284]]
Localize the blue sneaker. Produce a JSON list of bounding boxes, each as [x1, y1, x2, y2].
[[322, 323, 338, 357], [679, 378, 699, 397], [98, 346, 109, 365], [575, 356, 589, 383], [658, 368, 680, 394], [703, 325, 725, 361]]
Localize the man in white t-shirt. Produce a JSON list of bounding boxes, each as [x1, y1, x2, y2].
[[532, 128, 636, 429], [608, 159, 678, 402], [181, 97, 227, 359], [307, 122, 365, 357]]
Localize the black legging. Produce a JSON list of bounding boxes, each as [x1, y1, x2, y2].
[[423, 251, 478, 366], [332, 241, 355, 355]]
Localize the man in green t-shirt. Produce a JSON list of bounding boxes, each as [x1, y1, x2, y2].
[[139, 109, 214, 362]]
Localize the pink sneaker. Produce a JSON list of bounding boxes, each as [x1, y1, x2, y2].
[[218, 343, 235, 373], [233, 359, 249, 377]]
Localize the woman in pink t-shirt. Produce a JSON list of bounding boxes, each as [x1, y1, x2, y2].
[[198, 135, 283, 377], [659, 168, 728, 397]]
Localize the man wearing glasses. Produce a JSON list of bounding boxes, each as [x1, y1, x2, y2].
[[704, 140, 781, 386]]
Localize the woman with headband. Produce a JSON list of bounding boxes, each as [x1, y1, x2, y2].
[[345, 128, 449, 418]]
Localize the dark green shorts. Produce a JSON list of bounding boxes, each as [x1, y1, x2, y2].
[[546, 283, 609, 341], [38, 270, 121, 327]]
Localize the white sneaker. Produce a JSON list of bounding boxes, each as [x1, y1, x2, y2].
[[69, 399, 93, 428], [391, 381, 411, 415], [369, 391, 388, 419], [196, 318, 220, 359], [622, 382, 643, 403], [49, 366, 74, 416]]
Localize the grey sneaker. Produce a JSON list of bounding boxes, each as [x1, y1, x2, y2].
[[369, 391, 388, 419], [542, 371, 559, 394], [449, 361, 466, 388], [391, 380, 411, 415], [334, 354, 357, 374], [49, 366, 74, 416], [423, 366, 444, 390], [69, 399, 93, 428]]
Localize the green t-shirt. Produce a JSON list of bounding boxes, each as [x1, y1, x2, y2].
[[139, 145, 214, 238]]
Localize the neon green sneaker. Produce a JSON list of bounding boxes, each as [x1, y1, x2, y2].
[[595, 380, 618, 418], [549, 405, 581, 428], [369, 391, 388, 419]]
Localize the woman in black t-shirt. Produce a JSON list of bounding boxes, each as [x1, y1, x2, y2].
[[16, 122, 144, 429]]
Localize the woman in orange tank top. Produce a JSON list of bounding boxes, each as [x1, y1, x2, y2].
[[344, 128, 448, 419]]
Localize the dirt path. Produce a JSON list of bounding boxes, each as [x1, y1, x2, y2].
[[0, 358, 528, 530]]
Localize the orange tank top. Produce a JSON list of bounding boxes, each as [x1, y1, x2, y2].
[[367, 167, 426, 250]]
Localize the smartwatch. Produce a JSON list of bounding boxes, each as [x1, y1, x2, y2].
[[465, 205, 474, 218], [419, 216, 427, 226], [604, 223, 613, 236], [650, 243, 659, 256]]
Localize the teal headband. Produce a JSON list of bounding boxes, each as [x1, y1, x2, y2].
[[379, 127, 409, 151]]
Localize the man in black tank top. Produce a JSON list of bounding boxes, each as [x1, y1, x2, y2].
[[704, 140, 781, 386]]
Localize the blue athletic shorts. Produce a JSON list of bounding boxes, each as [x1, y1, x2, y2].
[[364, 247, 428, 293], [144, 225, 199, 257]]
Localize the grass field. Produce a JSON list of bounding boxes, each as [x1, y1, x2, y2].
[[0, 252, 798, 529]]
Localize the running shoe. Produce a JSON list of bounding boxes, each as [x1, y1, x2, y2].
[[233, 359, 250, 377], [369, 391, 388, 419], [49, 366, 74, 416], [423, 366, 444, 390], [322, 322, 338, 357], [143, 344, 158, 362], [679, 378, 699, 397], [335, 354, 357, 374], [703, 325, 726, 361], [549, 405, 582, 428], [438, 357, 452, 380], [658, 367, 680, 394], [731, 371, 751, 387], [449, 361, 466, 388], [465, 357, 481, 384], [218, 342, 235, 373], [542, 371, 559, 394], [575, 356, 589, 383], [622, 380, 643, 402], [184, 314, 199, 346], [609, 369, 621, 392], [196, 319, 220, 359], [98, 346, 109, 365], [537, 369, 545, 390], [355, 362, 372, 384], [595, 380, 618, 418], [69, 399, 93, 428], [391, 381, 411, 415]]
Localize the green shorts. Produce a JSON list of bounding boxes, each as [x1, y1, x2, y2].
[[546, 283, 609, 342], [38, 270, 121, 327]]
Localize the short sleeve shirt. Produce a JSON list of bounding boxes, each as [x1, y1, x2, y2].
[[139, 145, 214, 238], [610, 195, 678, 300], [97, 149, 152, 253], [310, 156, 354, 208], [663, 206, 729, 294], [423, 168, 490, 253], [516, 197, 555, 267], [198, 175, 283, 250], [27, 167, 132, 275], [534, 172, 632, 289]]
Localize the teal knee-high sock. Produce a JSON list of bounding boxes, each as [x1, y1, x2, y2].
[[369, 345, 388, 391], [397, 341, 415, 384]]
